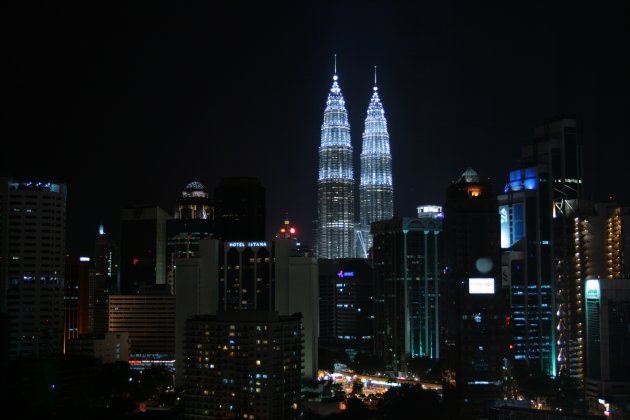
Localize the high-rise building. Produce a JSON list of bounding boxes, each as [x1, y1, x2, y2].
[[318, 258, 373, 362], [119, 205, 171, 294], [220, 241, 274, 311], [182, 311, 303, 420], [174, 238, 221, 387], [520, 117, 584, 379], [64, 256, 91, 350], [442, 168, 506, 419], [275, 238, 319, 379], [316, 65, 355, 259], [167, 180, 214, 294], [584, 278, 630, 399], [1, 178, 67, 360], [372, 206, 443, 372], [499, 117, 586, 380], [498, 166, 555, 375], [356, 70, 393, 258], [94, 224, 118, 287], [93, 225, 118, 334], [577, 203, 630, 281], [214, 177, 265, 242], [174, 238, 318, 385], [108, 294, 176, 367]]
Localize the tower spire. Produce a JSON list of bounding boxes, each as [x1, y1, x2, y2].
[[374, 65, 378, 91], [334, 54, 338, 80]]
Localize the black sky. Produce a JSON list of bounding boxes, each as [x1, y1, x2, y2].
[[2, 1, 629, 255]]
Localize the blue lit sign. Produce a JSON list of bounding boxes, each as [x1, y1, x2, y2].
[[337, 270, 355, 278]]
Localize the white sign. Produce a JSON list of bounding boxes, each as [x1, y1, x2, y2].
[[585, 279, 600, 300], [469, 278, 495, 294]]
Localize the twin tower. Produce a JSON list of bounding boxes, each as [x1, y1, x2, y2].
[[316, 64, 394, 259]]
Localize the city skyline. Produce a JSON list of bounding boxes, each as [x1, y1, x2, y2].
[[3, 2, 629, 255]]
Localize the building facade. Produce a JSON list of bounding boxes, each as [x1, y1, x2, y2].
[[372, 207, 443, 372], [316, 69, 355, 259], [167, 180, 214, 294], [1, 178, 67, 359], [183, 311, 302, 420], [119, 205, 171, 294], [584, 278, 630, 399], [522, 117, 584, 379], [498, 166, 555, 375], [319, 258, 373, 361], [442, 168, 506, 419], [64, 256, 91, 351], [108, 294, 176, 365], [356, 75, 393, 258]]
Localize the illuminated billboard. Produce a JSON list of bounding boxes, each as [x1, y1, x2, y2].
[[469, 278, 495, 294]]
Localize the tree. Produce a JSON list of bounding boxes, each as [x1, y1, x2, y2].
[[406, 357, 441, 383], [352, 352, 386, 375], [377, 384, 442, 419]]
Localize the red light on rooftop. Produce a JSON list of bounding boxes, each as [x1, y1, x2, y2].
[[289, 227, 296, 234]]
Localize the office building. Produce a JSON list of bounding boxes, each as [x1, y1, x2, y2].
[[108, 294, 176, 366], [120, 206, 171, 294], [275, 238, 319, 378], [182, 311, 302, 420], [167, 180, 214, 294], [119, 205, 171, 294], [319, 258, 373, 361], [94, 224, 118, 288], [499, 166, 555, 375], [442, 168, 506, 419], [372, 206, 443, 372], [584, 278, 630, 399], [1, 178, 67, 359], [64, 256, 91, 351], [521, 117, 584, 379], [175, 238, 318, 385], [174, 238, 220, 387]]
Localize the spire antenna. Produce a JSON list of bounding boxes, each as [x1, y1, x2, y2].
[[334, 54, 337, 75], [373, 65, 378, 91]]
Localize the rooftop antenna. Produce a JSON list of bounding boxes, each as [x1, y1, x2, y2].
[[374, 65, 378, 91]]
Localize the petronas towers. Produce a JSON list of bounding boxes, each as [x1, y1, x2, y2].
[[316, 63, 394, 259]]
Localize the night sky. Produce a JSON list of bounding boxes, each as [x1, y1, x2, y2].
[[3, 1, 629, 255]]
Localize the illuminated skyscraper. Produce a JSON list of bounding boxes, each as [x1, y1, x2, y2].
[[316, 60, 354, 259], [357, 68, 394, 258]]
